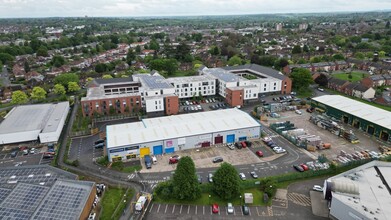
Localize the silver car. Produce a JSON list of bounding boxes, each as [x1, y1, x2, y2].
[[227, 203, 234, 214]]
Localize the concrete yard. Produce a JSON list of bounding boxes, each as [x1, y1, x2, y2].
[[264, 110, 384, 161]]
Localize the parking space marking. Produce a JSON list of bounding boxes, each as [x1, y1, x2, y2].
[[157, 204, 161, 213], [187, 205, 190, 214], [164, 204, 168, 213], [179, 205, 183, 214], [241, 206, 243, 215], [195, 205, 197, 214], [256, 206, 260, 216], [149, 204, 154, 213], [172, 204, 175, 213], [203, 206, 205, 215], [249, 207, 251, 216]]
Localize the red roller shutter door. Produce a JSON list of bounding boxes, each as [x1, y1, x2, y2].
[[214, 136, 223, 144], [201, 142, 211, 147]]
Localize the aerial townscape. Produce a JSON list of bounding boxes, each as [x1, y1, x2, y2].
[[1, 1, 391, 220]]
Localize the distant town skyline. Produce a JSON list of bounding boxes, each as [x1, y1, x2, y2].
[[0, 0, 390, 18]]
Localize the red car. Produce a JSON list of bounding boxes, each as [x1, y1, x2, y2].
[[300, 164, 309, 171], [212, 203, 219, 214], [169, 155, 180, 164], [256, 150, 264, 157], [241, 141, 247, 148]]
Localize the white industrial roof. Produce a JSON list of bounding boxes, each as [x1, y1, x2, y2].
[[312, 95, 391, 130], [107, 108, 260, 148], [166, 75, 215, 84], [328, 161, 391, 220]]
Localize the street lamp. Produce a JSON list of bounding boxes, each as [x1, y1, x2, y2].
[[209, 195, 211, 205]]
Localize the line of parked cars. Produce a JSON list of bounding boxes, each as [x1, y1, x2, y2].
[[209, 103, 227, 110], [262, 137, 286, 154], [212, 203, 250, 215], [337, 150, 380, 164], [272, 95, 300, 103], [183, 105, 203, 112]]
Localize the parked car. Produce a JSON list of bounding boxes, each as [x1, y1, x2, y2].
[[212, 203, 219, 214], [256, 150, 263, 157], [208, 173, 213, 183], [250, 171, 258, 179], [88, 212, 96, 220], [239, 173, 246, 180], [242, 205, 250, 215], [318, 87, 324, 92], [245, 141, 252, 147], [30, 148, 37, 154], [94, 139, 105, 145], [169, 155, 181, 164], [295, 110, 302, 115], [227, 203, 234, 214], [241, 141, 247, 148], [197, 175, 203, 184], [19, 146, 28, 151], [22, 149, 29, 155], [293, 165, 304, 172], [10, 151, 18, 158], [313, 185, 323, 192], [94, 143, 104, 149], [227, 143, 235, 150], [273, 147, 286, 153], [235, 142, 242, 149], [212, 156, 223, 163], [300, 164, 309, 171]]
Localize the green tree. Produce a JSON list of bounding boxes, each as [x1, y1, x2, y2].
[[227, 55, 243, 66], [126, 49, 136, 65], [172, 156, 201, 200], [314, 73, 328, 87], [210, 45, 220, 55], [51, 55, 65, 67], [0, 53, 15, 64], [30, 86, 47, 101], [54, 73, 79, 88], [11, 90, 28, 104], [175, 42, 191, 61], [303, 45, 310, 53], [355, 52, 365, 60], [36, 46, 48, 57], [379, 51, 386, 58], [102, 74, 113, 79], [53, 84, 66, 95], [332, 53, 345, 60], [149, 58, 178, 75], [212, 162, 241, 200], [290, 68, 313, 91], [67, 82, 80, 93], [135, 45, 141, 53], [274, 58, 289, 70], [292, 45, 302, 54], [95, 63, 107, 73], [386, 21, 390, 29], [23, 61, 30, 73]]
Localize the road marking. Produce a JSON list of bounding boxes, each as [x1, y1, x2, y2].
[[179, 205, 183, 214], [149, 204, 154, 213], [210, 206, 212, 215], [172, 205, 175, 213], [267, 206, 273, 216], [249, 207, 251, 216], [157, 204, 161, 213], [164, 204, 168, 213], [203, 206, 205, 215], [239, 167, 249, 170], [128, 174, 135, 179], [38, 154, 43, 165], [256, 206, 260, 216], [187, 205, 190, 214], [241, 206, 243, 215], [195, 205, 197, 214]]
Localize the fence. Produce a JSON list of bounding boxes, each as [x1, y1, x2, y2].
[[93, 114, 138, 123]]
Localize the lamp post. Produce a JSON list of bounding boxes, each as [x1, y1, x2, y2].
[[209, 195, 211, 205]]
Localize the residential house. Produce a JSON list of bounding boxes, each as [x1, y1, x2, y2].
[[335, 60, 350, 70], [327, 77, 350, 92], [346, 58, 370, 70], [374, 91, 391, 106], [352, 84, 375, 99], [12, 64, 25, 79], [311, 62, 335, 72], [361, 75, 386, 88]]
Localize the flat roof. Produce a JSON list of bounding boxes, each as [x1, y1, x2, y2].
[[328, 161, 391, 220], [107, 108, 260, 148], [203, 68, 241, 82], [312, 95, 391, 130], [166, 75, 215, 84], [0, 102, 69, 135], [223, 64, 287, 80], [133, 73, 174, 90]]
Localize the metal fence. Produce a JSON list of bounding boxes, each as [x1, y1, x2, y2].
[[93, 114, 138, 123]]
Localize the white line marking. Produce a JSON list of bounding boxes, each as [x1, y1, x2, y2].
[[172, 205, 175, 213], [164, 204, 168, 213], [149, 204, 154, 213], [187, 205, 190, 214], [180, 205, 183, 214], [203, 206, 205, 215], [157, 204, 161, 213], [195, 205, 197, 214]]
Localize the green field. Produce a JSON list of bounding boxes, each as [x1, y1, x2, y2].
[[101, 187, 133, 220], [332, 72, 368, 82]]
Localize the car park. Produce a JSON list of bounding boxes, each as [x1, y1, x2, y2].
[[256, 150, 263, 157], [242, 205, 249, 215], [250, 171, 258, 179], [227, 203, 234, 214], [208, 173, 213, 183], [212, 156, 223, 163], [293, 165, 304, 172], [313, 185, 323, 192], [212, 204, 219, 214], [239, 173, 246, 180], [10, 151, 18, 158]]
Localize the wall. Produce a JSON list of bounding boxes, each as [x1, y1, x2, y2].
[[329, 196, 367, 220], [145, 97, 164, 113], [226, 88, 243, 107], [79, 184, 96, 220], [164, 96, 179, 115], [281, 77, 292, 94], [81, 95, 141, 117]]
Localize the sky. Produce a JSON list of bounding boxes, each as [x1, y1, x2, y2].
[[0, 0, 390, 18]]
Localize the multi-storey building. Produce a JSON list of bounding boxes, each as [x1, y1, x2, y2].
[[166, 75, 216, 99]]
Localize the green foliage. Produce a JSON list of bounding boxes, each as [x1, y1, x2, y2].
[[96, 156, 110, 167], [51, 55, 65, 67], [0, 53, 15, 64], [11, 90, 28, 104], [290, 68, 313, 91], [54, 73, 79, 88], [36, 46, 48, 57], [274, 58, 289, 70], [23, 61, 30, 73], [257, 55, 277, 67], [149, 58, 178, 75], [259, 178, 277, 198], [111, 161, 124, 171], [210, 45, 220, 55], [314, 73, 328, 87], [102, 74, 113, 79], [67, 82, 80, 93], [53, 84, 66, 95], [212, 162, 241, 200], [126, 49, 136, 65], [332, 53, 345, 60], [292, 45, 302, 54], [227, 55, 243, 66], [155, 181, 174, 200], [30, 86, 47, 101], [172, 156, 201, 200], [95, 63, 108, 73]]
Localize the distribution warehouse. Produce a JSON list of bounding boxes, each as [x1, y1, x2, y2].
[[0, 102, 69, 145], [106, 108, 261, 162], [311, 95, 391, 142]]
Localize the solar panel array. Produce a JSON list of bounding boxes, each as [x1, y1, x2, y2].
[[0, 183, 49, 220], [0, 188, 11, 201], [31, 182, 91, 220]]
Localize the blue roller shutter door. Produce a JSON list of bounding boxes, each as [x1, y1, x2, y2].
[[239, 136, 247, 141], [165, 147, 175, 154], [153, 145, 163, 155], [226, 134, 235, 143]]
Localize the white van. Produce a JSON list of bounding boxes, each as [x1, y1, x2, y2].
[[152, 156, 157, 164]]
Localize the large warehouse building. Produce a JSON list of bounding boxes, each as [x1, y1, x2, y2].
[[106, 108, 261, 162], [0, 102, 69, 145], [311, 95, 391, 143], [323, 161, 391, 220]]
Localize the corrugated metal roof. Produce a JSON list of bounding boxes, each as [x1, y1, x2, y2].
[[107, 108, 260, 148], [312, 95, 391, 130]]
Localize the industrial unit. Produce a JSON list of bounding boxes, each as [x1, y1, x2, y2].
[[0, 102, 69, 145], [106, 108, 261, 162], [311, 95, 391, 142], [324, 161, 391, 220]]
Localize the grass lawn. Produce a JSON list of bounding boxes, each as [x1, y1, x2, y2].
[[122, 165, 142, 173], [296, 88, 313, 99], [100, 188, 127, 220], [153, 187, 270, 206], [333, 72, 368, 82]]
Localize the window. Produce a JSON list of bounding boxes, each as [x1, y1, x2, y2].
[[273, 87, 276, 90], [274, 82, 276, 86], [264, 88, 266, 91], [155, 101, 157, 104]]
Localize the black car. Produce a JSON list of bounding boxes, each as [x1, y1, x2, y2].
[[235, 142, 242, 149], [212, 157, 223, 163], [242, 205, 250, 215], [293, 165, 304, 172], [10, 151, 18, 158], [245, 141, 252, 147], [94, 139, 105, 145]]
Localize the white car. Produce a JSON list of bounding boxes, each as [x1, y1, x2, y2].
[[208, 173, 213, 183], [313, 185, 323, 192], [318, 88, 324, 92], [88, 212, 96, 220], [197, 105, 202, 110], [239, 173, 246, 180], [295, 110, 302, 115], [227, 203, 234, 214], [227, 143, 235, 150], [273, 147, 286, 154]]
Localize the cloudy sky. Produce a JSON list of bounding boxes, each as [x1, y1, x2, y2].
[[0, 0, 390, 18]]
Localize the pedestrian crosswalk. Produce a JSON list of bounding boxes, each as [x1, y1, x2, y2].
[[287, 193, 311, 206]]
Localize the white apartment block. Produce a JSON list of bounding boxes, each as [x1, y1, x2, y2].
[[167, 75, 216, 99]]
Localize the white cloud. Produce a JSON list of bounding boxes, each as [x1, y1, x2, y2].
[[0, 0, 390, 18]]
